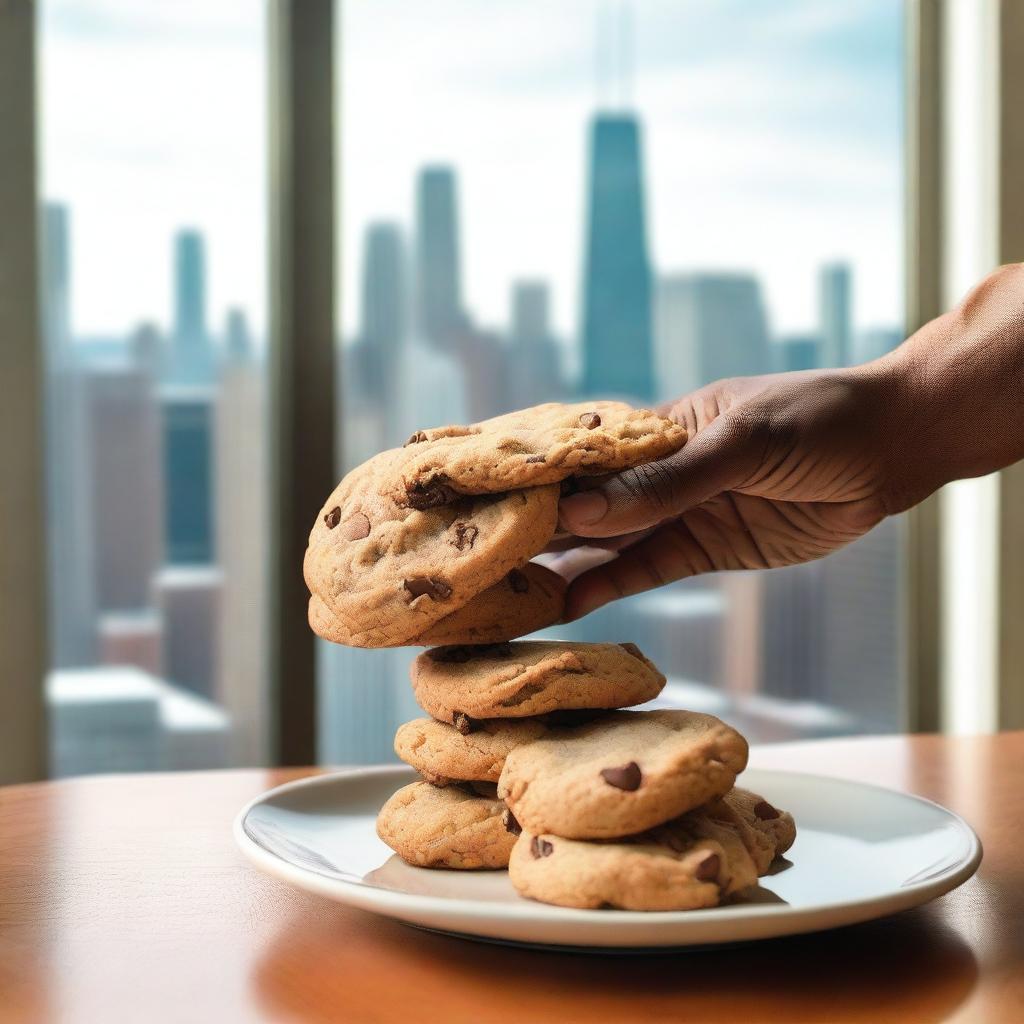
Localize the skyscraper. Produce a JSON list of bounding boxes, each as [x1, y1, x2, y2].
[[415, 167, 463, 349], [819, 263, 852, 368], [41, 204, 71, 359], [41, 202, 98, 666], [169, 229, 215, 384], [353, 222, 407, 402], [655, 273, 769, 395], [581, 114, 653, 401], [775, 334, 821, 373], [508, 281, 564, 407], [85, 367, 164, 611], [161, 389, 216, 565], [224, 308, 253, 363]]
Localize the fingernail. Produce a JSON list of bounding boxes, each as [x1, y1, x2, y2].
[[559, 489, 608, 526]]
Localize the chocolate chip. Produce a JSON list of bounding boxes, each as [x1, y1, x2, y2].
[[696, 853, 721, 882], [427, 643, 512, 664], [618, 642, 645, 661], [508, 569, 529, 593], [451, 522, 479, 551], [530, 836, 554, 859], [600, 762, 642, 791], [499, 682, 545, 707], [404, 430, 428, 446], [753, 800, 780, 821], [525, 454, 546, 464], [578, 412, 601, 429], [323, 506, 342, 529], [502, 809, 522, 835], [406, 475, 458, 509], [452, 711, 479, 735], [422, 773, 451, 787], [342, 512, 370, 540], [403, 576, 452, 601]]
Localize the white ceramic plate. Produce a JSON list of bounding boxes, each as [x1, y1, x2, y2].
[[234, 765, 981, 950]]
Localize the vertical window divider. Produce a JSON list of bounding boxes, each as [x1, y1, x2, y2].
[[0, 0, 48, 784], [995, 0, 1024, 728], [904, 0, 944, 732], [267, 0, 337, 766]]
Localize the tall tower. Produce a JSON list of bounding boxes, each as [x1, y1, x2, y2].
[[819, 263, 852, 368], [170, 229, 214, 384], [41, 204, 71, 362], [580, 114, 653, 400], [41, 202, 98, 667], [360, 222, 407, 400], [415, 167, 463, 349], [509, 281, 563, 406]]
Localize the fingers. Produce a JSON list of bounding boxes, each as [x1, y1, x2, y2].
[[559, 413, 761, 538], [562, 517, 717, 620]]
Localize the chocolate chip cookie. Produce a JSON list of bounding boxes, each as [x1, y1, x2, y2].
[[413, 562, 566, 647], [508, 803, 761, 911], [304, 446, 560, 647], [395, 401, 688, 506], [498, 709, 748, 839], [410, 641, 666, 724], [710, 787, 797, 872], [375, 780, 516, 869], [394, 716, 554, 785]]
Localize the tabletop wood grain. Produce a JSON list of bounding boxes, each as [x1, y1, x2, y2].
[[1, 733, 1021, 1024]]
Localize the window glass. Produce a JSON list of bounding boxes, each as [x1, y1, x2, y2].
[[39, 0, 269, 774], [325, 0, 907, 757]]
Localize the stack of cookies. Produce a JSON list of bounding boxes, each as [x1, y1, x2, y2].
[[304, 401, 797, 911]]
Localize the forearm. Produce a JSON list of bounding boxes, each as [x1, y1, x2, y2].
[[875, 263, 1024, 509]]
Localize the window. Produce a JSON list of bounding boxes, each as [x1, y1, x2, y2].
[[39, 0, 269, 774], [322, 0, 906, 760]]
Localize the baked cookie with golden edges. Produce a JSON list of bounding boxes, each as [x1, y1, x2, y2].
[[375, 781, 515, 869], [413, 562, 565, 647], [303, 446, 559, 648], [394, 716, 553, 785], [395, 400, 688, 507], [508, 804, 760, 911], [410, 640, 665, 724], [498, 709, 748, 839]]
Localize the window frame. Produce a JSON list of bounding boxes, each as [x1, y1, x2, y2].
[[4, 0, 1021, 783]]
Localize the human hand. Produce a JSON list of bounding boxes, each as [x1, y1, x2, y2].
[[554, 366, 911, 620]]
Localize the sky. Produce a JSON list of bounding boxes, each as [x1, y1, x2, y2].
[[42, 0, 904, 345]]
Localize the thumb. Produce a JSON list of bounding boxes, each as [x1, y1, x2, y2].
[[558, 413, 760, 538]]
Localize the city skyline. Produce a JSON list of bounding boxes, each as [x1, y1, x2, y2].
[[42, 1, 903, 342]]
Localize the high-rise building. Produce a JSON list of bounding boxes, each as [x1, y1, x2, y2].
[[458, 327, 509, 419], [216, 357, 268, 765], [655, 273, 769, 395], [161, 388, 216, 565], [41, 202, 98, 666], [819, 263, 852, 368], [85, 367, 164, 612], [508, 281, 564, 406], [775, 334, 821, 373], [224, 308, 253, 363], [581, 114, 653, 401], [169, 229, 215, 384], [153, 565, 223, 700], [351, 222, 407, 406], [41, 204, 71, 359], [415, 168, 463, 349]]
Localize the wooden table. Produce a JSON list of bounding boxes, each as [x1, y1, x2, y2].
[[1, 734, 1021, 1024]]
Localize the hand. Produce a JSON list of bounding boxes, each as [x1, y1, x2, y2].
[[554, 365, 913, 620]]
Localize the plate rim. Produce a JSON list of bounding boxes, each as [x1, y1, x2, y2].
[[233, 764, 983, 944]]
